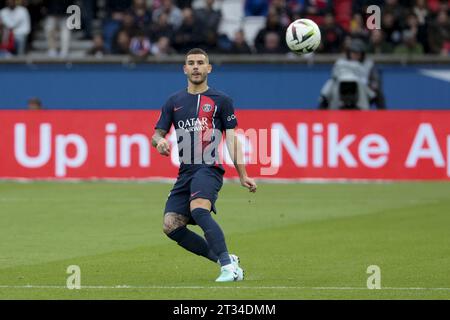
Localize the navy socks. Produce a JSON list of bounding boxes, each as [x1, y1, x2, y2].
[[191, 208, 231, 267], [167, 226, 218, 263]]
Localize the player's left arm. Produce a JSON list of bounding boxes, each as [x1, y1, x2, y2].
[[225, 129, 257, 193], [221, 96, 257, 193]]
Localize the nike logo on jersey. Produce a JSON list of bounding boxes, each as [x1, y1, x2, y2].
[[174, 106, 184, 112]]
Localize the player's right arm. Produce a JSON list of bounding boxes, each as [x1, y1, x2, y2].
[[152, 97, 173, 157], [152, 129, 170, 156], [220, 95, 257, 193]]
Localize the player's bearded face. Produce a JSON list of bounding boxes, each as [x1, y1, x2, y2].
[[185, 54, 211, 85]]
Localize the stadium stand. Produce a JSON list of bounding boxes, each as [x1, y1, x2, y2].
[[242, 15, 266, 46], [0, 0, 448, 57]]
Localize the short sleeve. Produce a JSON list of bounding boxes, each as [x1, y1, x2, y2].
[[220, 97, 238, 130], [155, 97, 173, 131]]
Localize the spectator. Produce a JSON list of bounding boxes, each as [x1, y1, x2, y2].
[[172, 8, 202, 53], [428, 9, 450, 55], [413, 0, 430, 25], [437, 0, 450, 16], [258, 31, 285, 54], [81, 0, 96, 40], [0, 0, 30, 55], [151, 36, 175, 56], [394, 29, 425, 55], [229, 30, 252, 54], [254, 9, 286, 53], [202, 28, 221, 53], [149, 12, 174, 43], [44, 0, 73, 57], [107, 11, 138, 53], [0, 17, 14, 57], [87, 34, 108, 57], [111, 30, 131, 54], [245, 0, 269, 16], [404, 12, 429, 52], [367, 29, 394, 54], [28, 97, 43, 110], [128, 0, 152, 31], [195, 0, 221, 34], [175, 0, 192, 9], [303, 0, 331, 16], [349, 13, 369, 42], [152, 0, 183, 30], [130, 30, 151, 59], [287, 0, 307, 17], [270, 0, 292, 27], [103, 0, 133, 52], [154, 0, 191, 9], [120, 11, 140, 38], [383, 0, 406, 21], [150, 0, 162, 10], [195, 0, 221, 49], [319, 11, 346, 53], [105, 0, 133, 19], [382, 11, 403, 45]]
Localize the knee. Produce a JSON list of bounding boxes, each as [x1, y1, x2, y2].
[[190, 198, 211, 212], [163, 221, 175, 236], [163, 213, 187, 236]]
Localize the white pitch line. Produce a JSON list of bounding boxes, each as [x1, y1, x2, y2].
[[0, 285, 450, 291]]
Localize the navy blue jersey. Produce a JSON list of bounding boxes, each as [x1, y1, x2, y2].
[[155, 87, 238, 171]]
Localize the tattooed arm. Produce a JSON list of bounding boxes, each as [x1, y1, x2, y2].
[[152, 128, 170, 156]]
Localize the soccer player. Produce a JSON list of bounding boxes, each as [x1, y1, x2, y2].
[[152, 48, 257, 282]]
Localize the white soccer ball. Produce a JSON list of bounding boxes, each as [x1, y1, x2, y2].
[[285, 19, 321, 54]]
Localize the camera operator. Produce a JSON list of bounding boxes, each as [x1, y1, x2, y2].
[[319, 38, 386, 110]]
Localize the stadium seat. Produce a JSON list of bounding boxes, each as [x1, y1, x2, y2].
[[242, 16, 266, 46], [193, 0, 222, 10], [220, 0, 244, 21], [192, 0, 205, 9], [334, 0, 352, 32], [218, 20, 242, 41], [218, 0, 245, 40]]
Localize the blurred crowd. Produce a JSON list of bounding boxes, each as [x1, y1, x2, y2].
[[0, 0, 449, 58]]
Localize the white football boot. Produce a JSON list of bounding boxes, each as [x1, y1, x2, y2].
[[215, 254, 245, 282], [215, 264, 239, 282], [229, 254, 244, 281]]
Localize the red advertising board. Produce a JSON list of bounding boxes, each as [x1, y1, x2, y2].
[[0, 110, 449, 180]]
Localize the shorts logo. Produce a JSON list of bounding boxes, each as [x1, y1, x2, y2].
[[202, 104, 212, 112], [227, 114, 236, 122], [190, 191, 201, 198]]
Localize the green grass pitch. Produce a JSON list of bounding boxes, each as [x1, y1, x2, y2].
[[0, 181, 449, 299]]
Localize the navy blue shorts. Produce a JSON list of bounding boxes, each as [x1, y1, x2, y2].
[[164, 165, 224, 224]]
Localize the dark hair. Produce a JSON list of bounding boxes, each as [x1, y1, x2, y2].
[[346, 38, 367, 62], [185, 48, 209, 61], [28, 97, 43, 110]]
